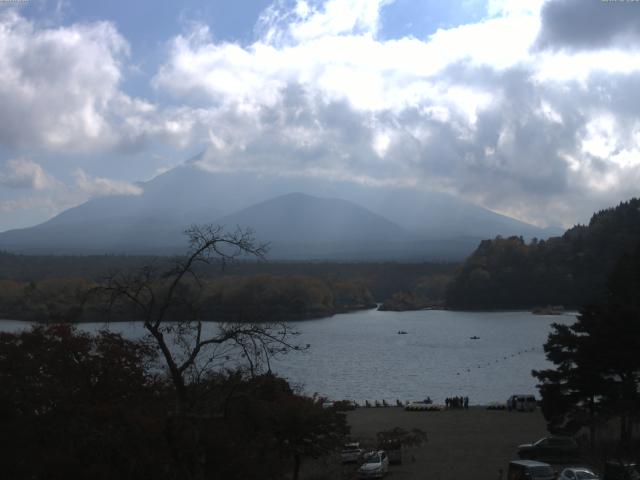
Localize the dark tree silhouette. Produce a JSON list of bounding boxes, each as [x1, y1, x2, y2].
[[100, 225, 301, 405], [0, 324, 167, 480], [534, 244, 640, 451], [0, 326, 347, 480], [98, 225, 303, 479]]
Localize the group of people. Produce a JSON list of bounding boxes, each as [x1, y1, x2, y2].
[[445, 396, 469, 409]]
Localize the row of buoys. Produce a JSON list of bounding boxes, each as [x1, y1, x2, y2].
[[395, 330, 542, 377], [453, 346, 541, 376]]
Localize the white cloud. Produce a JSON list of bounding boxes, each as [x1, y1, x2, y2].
[[3, 0, 640, 230], [256, 0, 389, 45], [0, 11, 202, 155], [73, 169, 143, 197], [0, 158, 59, 190], [149, 0, 640, 227], [0, 162, 143, 230], [0, 11, 128, 151]]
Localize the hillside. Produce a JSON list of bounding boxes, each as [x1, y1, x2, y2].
[[0, 163, 559, 260], [446, 198, 640, 309]]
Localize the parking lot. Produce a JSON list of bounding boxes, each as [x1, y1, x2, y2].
[[306, 406, 552, 480]]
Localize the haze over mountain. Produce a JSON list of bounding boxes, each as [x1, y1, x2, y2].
[[0, 162, 562, 260]]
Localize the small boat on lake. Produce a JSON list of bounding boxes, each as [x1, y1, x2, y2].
[[397, 330, 408, 335], [469, 336, 480, 340]]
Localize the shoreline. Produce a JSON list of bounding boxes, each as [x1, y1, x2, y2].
[[0, 307, 577, 325]]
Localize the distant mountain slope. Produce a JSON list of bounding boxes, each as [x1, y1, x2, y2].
[[0, 162, 559, 259], [446, 198, 640, 309], [211, 192, 421, 260], [217, 192, 409, 244]]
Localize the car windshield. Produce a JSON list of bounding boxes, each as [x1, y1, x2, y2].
[[363, 454, 380, 464], [576, 471, 597, 479], [534, 438, 547, 446]]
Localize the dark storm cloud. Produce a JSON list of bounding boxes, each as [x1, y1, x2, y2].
[[418, 65, 575, 196], [536, 0, 640, 51]]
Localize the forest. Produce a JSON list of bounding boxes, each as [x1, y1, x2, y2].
[[446, 198, 640, 309], [3, 198, 640, 318], [0, 253, 455, 323]]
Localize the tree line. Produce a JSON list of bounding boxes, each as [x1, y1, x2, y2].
[[447, 198, 640, 309], [0, 250, 457, 305], [0, 273, 378, 324], [0, 260, 457, 323]]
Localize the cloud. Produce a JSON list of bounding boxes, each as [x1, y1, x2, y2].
[[0, 10, 127, 151], [154, 0, 537, 112], [0, 161, 142, 230], [0, 158, 59, 190], [4, 0, 640, 230], [148, 0, 640, 227], [0, 11, 201, 154], [73, 169, 143, 197], [256, 0, 390, 44], [536, 0, 640, 51]]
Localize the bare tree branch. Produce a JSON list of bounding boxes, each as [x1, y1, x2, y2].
[[95, 224, 297, 411]]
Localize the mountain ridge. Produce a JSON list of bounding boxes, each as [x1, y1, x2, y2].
[[0, 163, 562, 260]]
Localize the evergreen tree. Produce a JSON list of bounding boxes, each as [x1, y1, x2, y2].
[[533, 245, 640, 450]]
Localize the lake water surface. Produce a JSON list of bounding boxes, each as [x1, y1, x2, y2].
[[0, 309, 574, 405]]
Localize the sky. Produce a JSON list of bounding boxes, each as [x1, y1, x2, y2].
[[1, 0, 640, 232]]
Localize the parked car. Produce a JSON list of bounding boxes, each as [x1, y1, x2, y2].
[[508, 460, 556, 480], [558, 467, 600, 480], [357, 450, 389, 479], [341, 442, 364, 464], [603, 461, 640, 480], [518, 436, 580, 462]]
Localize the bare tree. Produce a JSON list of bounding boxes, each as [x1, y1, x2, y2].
[[99, 224, 300, 411]]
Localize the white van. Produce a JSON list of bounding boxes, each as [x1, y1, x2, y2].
[[507, 394, 536, 412]]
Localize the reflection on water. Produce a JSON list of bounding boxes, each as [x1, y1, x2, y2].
[[0, 309, 574, 404]]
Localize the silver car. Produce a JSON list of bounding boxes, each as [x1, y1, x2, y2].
[[357, 450, 389, 479], [558, 468, 600, 480]]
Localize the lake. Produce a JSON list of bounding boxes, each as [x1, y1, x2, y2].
[[0, 309, 574, 405]]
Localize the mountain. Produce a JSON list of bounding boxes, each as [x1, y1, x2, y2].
[[217, 192, 409, 244], [0, 163, 560, 259]]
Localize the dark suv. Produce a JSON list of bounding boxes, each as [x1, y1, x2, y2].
[[517, 436, 580, 462], [603, 461, 640, 480]]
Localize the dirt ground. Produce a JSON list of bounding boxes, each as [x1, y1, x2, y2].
[[347, 406, 550, 480], [305, 406, 553, 480]]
